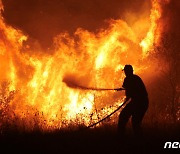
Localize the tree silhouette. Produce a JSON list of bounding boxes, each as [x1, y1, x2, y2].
[[154, 32, 180, 123]]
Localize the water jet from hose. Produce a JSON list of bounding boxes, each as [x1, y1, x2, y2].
[[62, 75, 124, 91]]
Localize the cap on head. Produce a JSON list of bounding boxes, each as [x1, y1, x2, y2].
[[123, 64, 133, 71]]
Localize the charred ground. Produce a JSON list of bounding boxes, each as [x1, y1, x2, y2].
[[0, 124, 179, 154]]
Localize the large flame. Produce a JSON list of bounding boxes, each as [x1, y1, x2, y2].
[[140, 0, 161, 56], [0, 0, 165, 131]]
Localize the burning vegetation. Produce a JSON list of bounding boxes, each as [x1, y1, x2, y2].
[[0, 0, 179, 133]]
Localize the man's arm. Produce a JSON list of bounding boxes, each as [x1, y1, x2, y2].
[[115, 88, 130, 101], [114, 88, 125, 91]]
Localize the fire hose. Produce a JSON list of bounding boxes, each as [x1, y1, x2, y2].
[[62, 77, 125, 91], [86, 99, 128, 129], [68, 86, 125, 91], [62, 78, 127, 128]]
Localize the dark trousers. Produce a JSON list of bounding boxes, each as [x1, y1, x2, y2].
[[118, 98, 148, 138]]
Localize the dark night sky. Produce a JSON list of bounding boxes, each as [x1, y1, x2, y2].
[[1, 0, 151, 49]]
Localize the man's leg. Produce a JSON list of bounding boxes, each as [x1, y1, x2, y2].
[[118, 103, 133, 138], [132, 105, 148, 138]]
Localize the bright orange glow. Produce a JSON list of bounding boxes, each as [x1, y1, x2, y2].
[[140, 0, 162, 57], [0, 0, 164, 131]]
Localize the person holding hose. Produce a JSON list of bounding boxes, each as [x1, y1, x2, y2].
[[116, 65, 149, 139]]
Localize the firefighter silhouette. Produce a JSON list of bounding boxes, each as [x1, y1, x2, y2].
[[117, 65, 149, 138]]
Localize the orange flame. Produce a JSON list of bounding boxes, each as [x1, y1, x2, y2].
[[0, 0, 164, 131], [140, 0, 162, 57]]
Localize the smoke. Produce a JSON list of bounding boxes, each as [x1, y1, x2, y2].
[[1, 0, 151, 50], [160, 0, 180, 83], [161, 0, 180, 34], [63, 74, 117, 90], [63, 73, 88, 90]]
